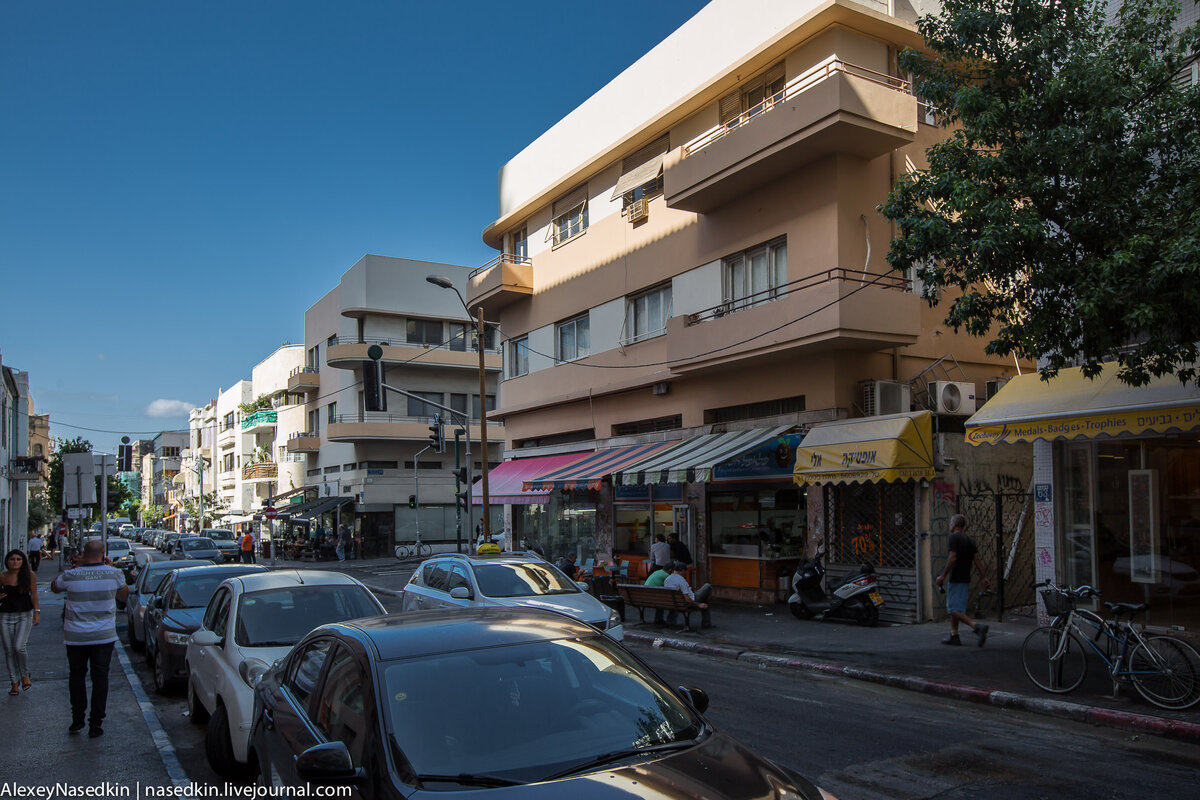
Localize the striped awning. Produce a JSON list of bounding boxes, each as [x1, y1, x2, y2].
[[522, 442, 670, 492], [612, 425, 794, 486], [472, 452, 590, 505]]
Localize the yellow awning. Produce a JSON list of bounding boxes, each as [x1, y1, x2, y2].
[[793, 410, 935, 485], [964, 363, 1200, 446]]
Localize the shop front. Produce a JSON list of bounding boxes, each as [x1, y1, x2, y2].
[[794, 411, 936, 623], [966, 364, 1200, 630], [473, 453, 589, 555]]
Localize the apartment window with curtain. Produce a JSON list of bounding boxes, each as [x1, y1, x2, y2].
[[407, 391, 443, 419], [407, 318, 443, 346], [308, 409, 320, 434], [550, 185, 588, 246], [449, 322, 468, 352], [509, 226, 528, 258], [557, 314, 590, 362], [307, 345, 319, 369], [719, 62, 785, 129], [723, 237, 788, 311], [472, 394, 497, 420], [509, 336, 529, 377], [625, 283, 672, 344], [612, 136, 668, 209], [327, 402, 337, 424]]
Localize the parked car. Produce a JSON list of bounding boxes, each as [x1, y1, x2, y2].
[[201, 528, 241, 562], [250, 607, 831, 798], [106, 537, 136, 574], [401, 551, 624, 640], [1113, 556, 1200, 596], [119, 524, 135, 538], [187, 570, 385, 780], [172, 537, 222, 563], [144, 564, 268, 693], [124, 558, 213, 651], [158, 532, 180, 552]]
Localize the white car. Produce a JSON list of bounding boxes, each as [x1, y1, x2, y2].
[[185, 570, 386, 780]]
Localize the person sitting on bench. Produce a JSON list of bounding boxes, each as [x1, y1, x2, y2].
[[644, 562, 671, 625], [664, 561, 713, 629]]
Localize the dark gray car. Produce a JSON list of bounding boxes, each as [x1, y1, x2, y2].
[[124, 558, 211, 650], [172, 537, 222, 563]]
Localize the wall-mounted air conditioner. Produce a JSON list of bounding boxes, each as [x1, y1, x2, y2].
[[928, 381, 976, 415], [627, 198, 649, 223], [862, 380, 911, 416]]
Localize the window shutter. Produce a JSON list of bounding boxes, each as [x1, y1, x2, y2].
[[764, 62, 785, 89], [553, 185, 588, 218], [719, 90, 741, 125], [621, 136, 669, 173]]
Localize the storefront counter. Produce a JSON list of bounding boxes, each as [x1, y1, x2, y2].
[[710, 554, 800, 604]]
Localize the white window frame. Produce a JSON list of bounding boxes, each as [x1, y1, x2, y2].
[[509, 226, 528, 259], [549, 186, 589, 246], [722, 237, 788, 311], [509, 336, 530, 377], [624, 284, 672, 345], [556, 314, 590, 363]]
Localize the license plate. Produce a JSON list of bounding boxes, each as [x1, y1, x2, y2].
[[869, 591, 883, 607]]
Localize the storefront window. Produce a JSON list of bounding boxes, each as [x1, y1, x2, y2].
[[709, 488, 804, 558], [824, 483, 915, 568], [1060, 442, 1096, 589], [615, 506, 652, 555]]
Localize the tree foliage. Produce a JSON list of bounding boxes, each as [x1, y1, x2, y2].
[[142, 504, 166, 525], [884, 0, 1200, 385]]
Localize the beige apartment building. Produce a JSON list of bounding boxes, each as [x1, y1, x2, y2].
[[470, 0, 1032, 620]]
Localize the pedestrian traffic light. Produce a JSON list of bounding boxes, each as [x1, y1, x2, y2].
[[408, 494, 416, 509], [362, 358, 387, 413], [117, 444, 132, 472], [452, 465, 471, 512], [427, 414, 443, 453]]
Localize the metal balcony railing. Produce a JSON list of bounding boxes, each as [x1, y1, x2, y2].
[[683, 57, 912, 158], [332, 413, 504, 427], [326, 334, 502, 355], [290, 366, 319, 378], [685, 267, 912, 325], [468, 252, 532, 281]]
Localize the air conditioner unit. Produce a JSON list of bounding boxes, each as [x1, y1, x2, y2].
[[627, 198, 649, 223], [984, 377, 1009, 402], [862, 380, 911, 416], [928, 381, 977, 416]]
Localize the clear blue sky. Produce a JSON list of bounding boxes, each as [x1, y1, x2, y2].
[[0, 0, 710, 455]]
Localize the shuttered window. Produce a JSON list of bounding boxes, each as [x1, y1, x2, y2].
[[720, 61, 786, 129], [611, 136, 669, 203], [550, 185, 589, 245]]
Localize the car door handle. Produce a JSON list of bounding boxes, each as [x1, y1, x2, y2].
[[262, 708, 274, 730]]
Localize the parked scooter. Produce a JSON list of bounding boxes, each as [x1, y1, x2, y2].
[[788, 547, 883, 626]]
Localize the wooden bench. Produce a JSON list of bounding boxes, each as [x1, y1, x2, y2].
[[617, 584, 700, 632]]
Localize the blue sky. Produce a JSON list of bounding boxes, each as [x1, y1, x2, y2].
[[0, 0, 709, 455]]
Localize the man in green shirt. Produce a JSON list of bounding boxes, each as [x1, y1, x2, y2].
[[644, 563, 671, 624]]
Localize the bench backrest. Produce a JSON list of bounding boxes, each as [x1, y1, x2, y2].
[[617, 584, 689, 609]]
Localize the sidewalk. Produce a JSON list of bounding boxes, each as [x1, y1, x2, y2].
[[4, 561, 183, 788], [620, 601, 1200, 744]]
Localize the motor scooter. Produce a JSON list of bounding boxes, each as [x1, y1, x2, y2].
[[788, 547, 883, 626]]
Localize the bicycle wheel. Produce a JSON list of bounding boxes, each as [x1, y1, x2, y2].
[[1129, 636, 1200, 710], [1022, 626, 1088, 694], [394, 544, 408, 560]]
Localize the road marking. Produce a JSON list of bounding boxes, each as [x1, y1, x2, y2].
[[115, 644, 192, 788], [780, 693, 829, 707]]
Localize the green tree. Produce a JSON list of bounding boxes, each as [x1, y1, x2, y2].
[[27, 491, 54, 533], [142, 504, 166, 525], [883, 0, 1200, 385]]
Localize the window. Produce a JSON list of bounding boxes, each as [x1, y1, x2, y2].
[[509, 226, 528, 259], [223, 412, 235, 431], [509, 337, 529, 377], [326, 334, 337, 348], [723, 237, 788, 310], [324, 466, 341, 475], [719, 62, 785, 128], [312, 647, 368, 766], [307, 345, 320, 369], [287, 639, 332, 709], [704, 395, 805, 424], [472, 394, 496, 421], [450, 393, 469, 418], [203, 588, 231, 639], [613, 136, 668, 208], [221, 454, 235, 472], [612, 415, 682, 436], [327, 402, 337, 424], [407, 391, 443, 419], [403, 460, 444, 470], [625, 284, 672, 343], [448, 322, 468, 352], [161, 447, 180, 458], [550, 185, 588, 245], [407, 318, 442, 346], [308, 409, 320, 434], [557, 314, 590, 362]]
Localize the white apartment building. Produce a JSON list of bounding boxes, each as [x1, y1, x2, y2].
[[183, 401, 217, 530], [1, 362, 32, 553], [244, 345, 306, 514], [214, 381, 253, 525]]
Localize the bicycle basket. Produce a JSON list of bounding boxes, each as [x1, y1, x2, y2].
[[1040, 589, 1075, 617]]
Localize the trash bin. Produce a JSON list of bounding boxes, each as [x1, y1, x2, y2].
[[600, 595, 625, 623], [260, 541, 271, 559]]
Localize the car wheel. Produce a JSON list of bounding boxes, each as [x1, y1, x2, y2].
[[187, 678, 209, 724], [206, 704, 252, 782], [153, 649, 173, 695]]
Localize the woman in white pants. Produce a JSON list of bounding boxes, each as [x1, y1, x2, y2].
[[0, 549, 40, 694]]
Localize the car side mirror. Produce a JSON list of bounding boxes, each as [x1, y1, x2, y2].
[[575, 581, 590, 591], [677, 685, 709, 714], [294, 742, 362, 784], [191, 629, 221, 647], [449, 586, 472, 600]]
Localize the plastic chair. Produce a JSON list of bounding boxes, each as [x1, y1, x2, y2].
[[581, 558, 595, 577]]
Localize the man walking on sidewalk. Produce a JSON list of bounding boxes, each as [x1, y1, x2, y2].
[[51, 540, 128, 737], [935, 514, 991, 647]]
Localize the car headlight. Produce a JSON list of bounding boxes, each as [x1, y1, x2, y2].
[[164, 631, 192, 646], [239, 658, 270, 688], [608, 607, 623, 630]]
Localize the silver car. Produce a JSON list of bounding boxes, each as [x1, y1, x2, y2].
[[401, 552, 624, 639], [172, 536, 222, 563]]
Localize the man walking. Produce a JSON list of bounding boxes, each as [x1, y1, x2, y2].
[[51, 540, 128, 737], [26, 534, 44, 573], [935, 514, 991, 646]]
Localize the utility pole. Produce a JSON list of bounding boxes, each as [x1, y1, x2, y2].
[[476, 306, 492, 542]]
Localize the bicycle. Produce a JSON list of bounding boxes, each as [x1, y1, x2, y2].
[[394, 540, 433, 561], [1021, 580, 1200, 709]]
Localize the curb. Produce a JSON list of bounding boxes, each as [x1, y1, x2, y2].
[[626, 630, 1200, 745]]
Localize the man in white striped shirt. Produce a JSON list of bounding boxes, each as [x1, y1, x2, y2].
[[51, 540, 129, 737]]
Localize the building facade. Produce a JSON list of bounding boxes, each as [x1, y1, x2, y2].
[[1, 362, 32, 553]]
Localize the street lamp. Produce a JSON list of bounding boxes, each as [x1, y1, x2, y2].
[[426, 274, 493, 544]]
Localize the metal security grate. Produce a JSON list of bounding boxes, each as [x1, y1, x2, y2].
[[955, 489, 1037, 619], [825, 482, 917, 568]]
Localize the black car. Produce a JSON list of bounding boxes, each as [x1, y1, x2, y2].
[[250, 607, 830, 798], [144, 563, 267, 694]]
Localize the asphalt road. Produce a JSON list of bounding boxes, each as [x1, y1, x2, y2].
[[122, 541, 1200, 797]]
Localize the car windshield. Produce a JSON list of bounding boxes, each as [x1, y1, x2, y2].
[[107, 541, 130, 553], [181, 538, 215, 551], [234, 585, 380, 647], [382, 635, 703, 785], [205, 530, 235, 542], [171, 573, 240, 608], [473, 563, 580, 598]]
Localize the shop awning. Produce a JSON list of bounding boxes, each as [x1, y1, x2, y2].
[[291, 496, 354, 523], [965, 363, 1200, 446], [793, 410, 936, 485], [472, 452, 589, 505], [612, 425, 794, 486], [523, 442, 670, 492]]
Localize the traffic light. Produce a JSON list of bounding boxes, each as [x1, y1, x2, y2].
[[427, 414, 443, 453], [453, 466, 471, 512], [117, 444, 132, 472], [408, 494, 416, 509], [362, 359, 387, 412]]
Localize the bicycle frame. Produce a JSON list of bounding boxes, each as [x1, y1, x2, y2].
[[1056, 608, 1170, 690]]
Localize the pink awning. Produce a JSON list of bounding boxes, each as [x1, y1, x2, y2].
[[471, 452, 589, 505]]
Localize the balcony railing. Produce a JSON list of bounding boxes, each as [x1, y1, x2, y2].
[[327, 334, 502, 355], [242, 461, 278, 480], [333, 413, 504, 427], [683, 57, 911, 158], [241, 409, 278, 429], [290, 366, 319, 378], [468, 252, 532, 281], [685, 268, 912, 325]]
